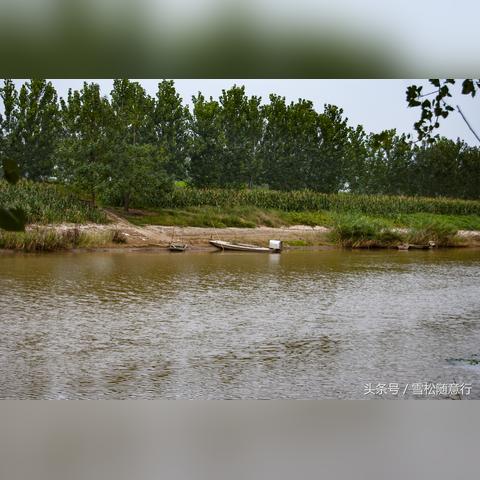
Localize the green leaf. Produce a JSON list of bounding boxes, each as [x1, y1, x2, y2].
[[406, 85, 421, 105], [462, 79, 475, 96], [2, 158, 21, 184], [408, 99, 421, 108], [439, 85, 450, 97], [429, 79, 440, 87], [0, 208, 27, 231]]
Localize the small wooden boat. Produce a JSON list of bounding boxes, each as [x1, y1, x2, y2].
[[169, 242, 188, 252], [209, 240, 271, 253], [397, 241, 436, 250], [168, 227, 188, 251]]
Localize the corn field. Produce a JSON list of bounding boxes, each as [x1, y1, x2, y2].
[[0, 180, 107, 224], [2, 181, 480, 226], [158, 188, 480, 216]]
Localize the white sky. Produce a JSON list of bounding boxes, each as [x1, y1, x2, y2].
[[7, 79, 480, 145]]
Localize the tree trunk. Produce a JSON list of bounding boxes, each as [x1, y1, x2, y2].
[[123, 192, 130, 212]]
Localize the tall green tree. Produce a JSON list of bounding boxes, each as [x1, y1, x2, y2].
[[0, 79, 20, 170], [413, 139, 477, 198], [343, 124, 369, 193], [108, 79, 171, 211], [457, 143, 480, 199], [363, 130, 414, 195], [218, 85, 263, 187], [153, 80, 191, 180], [308, 104, 351, 192], [103, 144, 172, 211], [189, 93, 225, 187], [110, 79, 155, 146], [15, 79, 60, 179], [261, 95, 319, 190], [57, 82, 113, 203]]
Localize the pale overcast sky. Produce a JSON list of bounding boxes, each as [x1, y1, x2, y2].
[[8, 79, 480, 145]]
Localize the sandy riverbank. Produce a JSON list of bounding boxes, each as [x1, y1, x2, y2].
[[36, 221, 331, 249], [21, 216, 480, 252]]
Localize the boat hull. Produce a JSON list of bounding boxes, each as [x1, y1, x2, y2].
[[209, 240, 271, 253], [169, 243, 188, 252]]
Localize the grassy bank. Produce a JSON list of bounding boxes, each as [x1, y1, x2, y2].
[[1, 182, 480, 250], [123, 186, 480, 238], [3, 181, 480, 226], [329, 214, 461, 248], [119, 206, 479, 249], [123, 206, 480, 231]]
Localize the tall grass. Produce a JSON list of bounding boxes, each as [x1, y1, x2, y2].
[[0, 180, 107, 224], [406, 218, 458, 247], [0, 228, 123, 252], [330, 214, 460, 248], [329, 214, 403, 248], [156, 188, 480, 216]]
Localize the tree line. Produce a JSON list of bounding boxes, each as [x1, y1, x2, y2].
[[1, 79, 479, 211]]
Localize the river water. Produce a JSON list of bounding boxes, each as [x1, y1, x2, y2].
[[1, 248, 479, 399]]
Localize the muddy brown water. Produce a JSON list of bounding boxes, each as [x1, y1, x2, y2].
[[1, 248, 479, 399]]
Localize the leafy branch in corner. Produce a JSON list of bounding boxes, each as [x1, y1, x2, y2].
[[406, 79, 480, 143]]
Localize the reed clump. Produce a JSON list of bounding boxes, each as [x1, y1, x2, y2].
[[0, 228, 119, 252], [330, 214, 403, 248], [330, 214, 461, 248], [406, 218, 458, 247], [111, 229, 127, 244]]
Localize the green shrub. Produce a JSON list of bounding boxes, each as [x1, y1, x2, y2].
[[406, 218, 458, 247], [330, 214, 401, 248]]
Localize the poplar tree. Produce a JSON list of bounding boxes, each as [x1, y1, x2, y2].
[[15, 79, 60, 179], [218, 85, 263, 187], [0, 79, 20, 169], [109, 79, 171, 211], [189, 93, 225, 187], [360, 130, 414, 195], [309, 105, 351, 192], [153, 80, 191, 180], [57, 82, 113, 203], [261, 95, 319, 190]]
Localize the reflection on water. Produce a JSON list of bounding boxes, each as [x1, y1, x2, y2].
[[1, 249, 479, 399]]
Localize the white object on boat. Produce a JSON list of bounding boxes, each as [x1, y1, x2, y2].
[[269, 240, 283, 252]]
